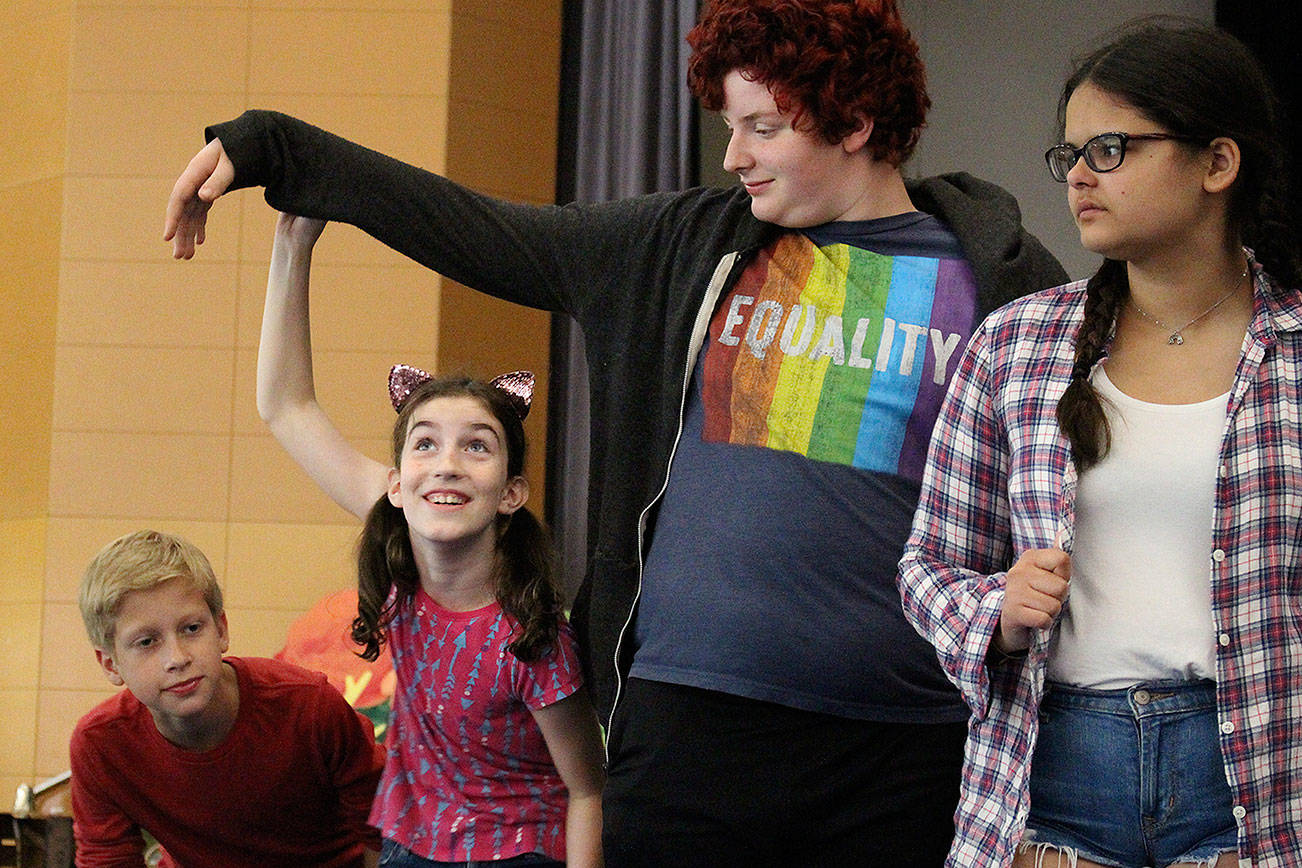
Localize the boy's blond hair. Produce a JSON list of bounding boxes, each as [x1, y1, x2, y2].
[[79, 530, 224, 651]]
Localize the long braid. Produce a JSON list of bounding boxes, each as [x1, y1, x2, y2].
[[1056, 259, 1127, 468]]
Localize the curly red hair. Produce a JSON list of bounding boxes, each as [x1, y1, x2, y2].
[[687, 0, 929, 166]]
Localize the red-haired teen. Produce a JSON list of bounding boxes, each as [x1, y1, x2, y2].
[[166, 2, 1065, 863]]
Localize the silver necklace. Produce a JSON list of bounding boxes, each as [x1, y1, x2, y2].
[[1128, 264, 1249, 345]]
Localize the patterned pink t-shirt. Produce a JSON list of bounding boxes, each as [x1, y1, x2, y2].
[[370, 587, 583, 861]]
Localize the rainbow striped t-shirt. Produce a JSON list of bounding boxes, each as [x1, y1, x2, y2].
[[632, 211, 978, 720], [701, 218, 977, 481]]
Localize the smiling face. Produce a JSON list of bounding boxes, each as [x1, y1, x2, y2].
[[96, 578, 233, 746], [387, 394, 528, 552], [1063, 83, 1218, 264], [720, 69, 877, 228]]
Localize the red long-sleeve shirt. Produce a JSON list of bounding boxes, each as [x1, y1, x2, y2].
[[71, 656, 383, 867]]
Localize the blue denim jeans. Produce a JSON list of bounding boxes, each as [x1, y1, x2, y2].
[[378, 839, 563, 868], [1024, 679, 1238, 867]]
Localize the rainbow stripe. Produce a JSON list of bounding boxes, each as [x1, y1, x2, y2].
[[701, 234, 976, 479]]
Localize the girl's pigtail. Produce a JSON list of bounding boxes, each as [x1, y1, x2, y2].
[[352, 494, 416, 661], [1056, 258, 1127, 469], [495, 506, 562, 663]]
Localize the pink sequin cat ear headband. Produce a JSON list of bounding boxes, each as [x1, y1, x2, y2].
[[387, 364, 534, 421]]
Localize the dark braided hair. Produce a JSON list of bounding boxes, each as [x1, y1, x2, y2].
[[1055, 18, 1301, 467], [351, 376, 562, 663], [1056, 259, 1126, 467]]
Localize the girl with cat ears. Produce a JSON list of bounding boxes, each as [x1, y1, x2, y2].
[[258, 212, 604, 867]]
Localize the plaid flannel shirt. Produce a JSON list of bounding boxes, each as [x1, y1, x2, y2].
[[898, 259, 1302, 867]]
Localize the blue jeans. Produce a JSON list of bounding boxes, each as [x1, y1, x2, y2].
[[1025, 679, 1238, 867], [378, 840, 563, 868]]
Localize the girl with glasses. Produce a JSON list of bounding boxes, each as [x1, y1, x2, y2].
[[899, 19, 1301, 868]]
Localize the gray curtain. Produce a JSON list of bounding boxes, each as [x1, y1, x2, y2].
[[549, 0, 699, 599]]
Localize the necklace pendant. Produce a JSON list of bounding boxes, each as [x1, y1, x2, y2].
[[1168, 332, 1185, 346]]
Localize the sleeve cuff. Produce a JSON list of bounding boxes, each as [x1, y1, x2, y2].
[[959, 578, 1008, 720]]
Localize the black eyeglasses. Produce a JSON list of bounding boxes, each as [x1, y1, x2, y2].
[[1044, 132, 1204, 182]]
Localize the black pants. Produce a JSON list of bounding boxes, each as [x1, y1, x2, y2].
[[602, 679, 965, 868]]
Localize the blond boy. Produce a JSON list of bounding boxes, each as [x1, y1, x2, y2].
[[71, 530, 384, 868]]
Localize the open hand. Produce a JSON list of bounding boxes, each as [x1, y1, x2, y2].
[[997, 547, 1070, 653], [164, 138, 235, 260]]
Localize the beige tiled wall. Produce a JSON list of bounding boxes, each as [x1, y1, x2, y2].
[[1, 1, 71, 799], [439, 0, 558, 460], [2, 0, 560, 796]]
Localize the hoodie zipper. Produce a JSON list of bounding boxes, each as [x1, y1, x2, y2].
[[603, 251, 741, 756]]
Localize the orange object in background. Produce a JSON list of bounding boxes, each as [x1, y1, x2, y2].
[[276, 589, 395, 740]]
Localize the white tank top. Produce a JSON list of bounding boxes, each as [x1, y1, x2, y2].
[[1047, 367, 1228, 689]]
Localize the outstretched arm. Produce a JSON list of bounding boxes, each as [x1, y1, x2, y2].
[[163, 111, 655, 318], [258, 212, 389, 519]]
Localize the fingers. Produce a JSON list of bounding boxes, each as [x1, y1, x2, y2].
[[167, 198, 211, 260], [1018, 546, 1071, 580], [1008, 584, 1066, 629], [997, 591, 1059, 654], [164, 142, 218, 240], [164, 138, 233, 260], [198, 141, 234, 203], [1007, 551, 1070, 618], [1053, 527, 1069, 551], [994, 546, 1072, 654], [999, 547, 1072, 645]]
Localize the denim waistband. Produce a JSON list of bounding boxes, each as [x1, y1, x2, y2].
[[1042, 679, 1217, 719]]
